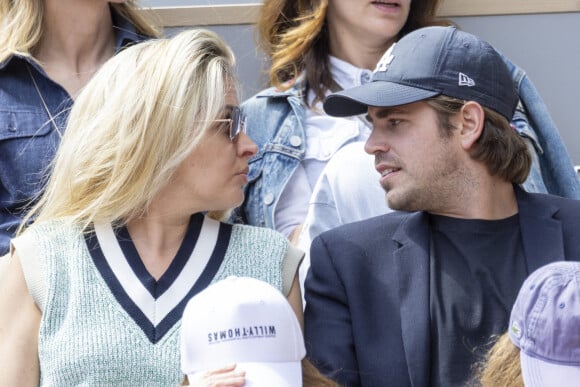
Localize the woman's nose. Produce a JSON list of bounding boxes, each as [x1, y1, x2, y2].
[[237, 131, 258, 158]]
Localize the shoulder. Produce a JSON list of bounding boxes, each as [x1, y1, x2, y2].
[[231, 222, 286, 236], [221, 224, 291, 292], [241, 86, 300, 117], [242, 77, 307, 147], [518, 188, 580, 217], [314, 211, 411, 249], [111, 7, 154, 46], [0, 54, 26, 73], [24, 218, 79, 238], [230, 223, 289, 250], [19, 219, 86, 258], [22, 219, 85, 259], [241, 76, 306, 112], [322, 142, 373, 175]]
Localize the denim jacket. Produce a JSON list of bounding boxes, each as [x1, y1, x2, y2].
[[0, 11, 149, 255], [501, 52, 580, 199], [238, 79, 307, 229], [239, 57, 580, 230]]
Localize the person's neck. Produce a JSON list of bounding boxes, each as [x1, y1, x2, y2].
[[328, 28, 396, 70], [126, 213, 192, 281], [34, 0, 117, 96], [431, 179, 519, 220]]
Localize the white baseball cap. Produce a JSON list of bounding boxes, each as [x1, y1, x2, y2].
[[180, 276, 305, 386]]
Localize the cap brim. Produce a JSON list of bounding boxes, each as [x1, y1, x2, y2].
[[521, 351, 580, 387], [188, 361, 302, 387], [323, 81, 440, 117]]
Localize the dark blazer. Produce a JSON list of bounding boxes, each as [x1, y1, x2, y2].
[[303, 187, 580, 387]]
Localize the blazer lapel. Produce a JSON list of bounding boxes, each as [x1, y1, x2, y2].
[[392, 212, 431, 387], [389, 188, 563, 386], [516, 187, 564, 273]]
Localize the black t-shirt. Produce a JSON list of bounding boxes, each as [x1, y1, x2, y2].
[[428, 213, 528, 387]]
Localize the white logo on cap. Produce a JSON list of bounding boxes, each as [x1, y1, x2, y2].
[[374, 43, 396, 73], [458, 72, 475, 87]]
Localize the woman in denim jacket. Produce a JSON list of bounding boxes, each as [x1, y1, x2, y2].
[[239, 0, 450, 239], [0, 1, 160, 256]]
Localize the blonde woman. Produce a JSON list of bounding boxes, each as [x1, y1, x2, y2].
[[0, 0, 160, 256], [0, 29, 303, 386]]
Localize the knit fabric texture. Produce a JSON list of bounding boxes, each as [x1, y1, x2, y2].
[[28, 219, 288, 386]]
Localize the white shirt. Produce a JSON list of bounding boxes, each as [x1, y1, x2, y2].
[[274, 56, 374, 237]]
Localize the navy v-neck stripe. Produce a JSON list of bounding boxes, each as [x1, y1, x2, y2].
[[87, 232, 157, 339], [154, 222, 232, 342], [86, 215, 232, 344], [115, 213, 204, 298]]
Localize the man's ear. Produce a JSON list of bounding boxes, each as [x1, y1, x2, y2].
[[459, 101, 485, 150]]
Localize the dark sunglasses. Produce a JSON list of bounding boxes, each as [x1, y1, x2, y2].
[[214, 106, 247, 141]]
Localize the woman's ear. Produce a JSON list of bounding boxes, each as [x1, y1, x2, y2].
[[459, 101, 485, 150]]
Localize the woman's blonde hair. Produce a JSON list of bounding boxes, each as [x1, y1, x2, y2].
[[258, 0, 451, 105], [19, 28, 237, 233], [0, 0, 161, 63], [471, 332, 523, 387]]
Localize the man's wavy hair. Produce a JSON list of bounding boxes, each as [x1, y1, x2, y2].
[[426, 95, 531, 184]]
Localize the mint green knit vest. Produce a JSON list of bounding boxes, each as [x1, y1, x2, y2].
[[30, 219, 288, 386]]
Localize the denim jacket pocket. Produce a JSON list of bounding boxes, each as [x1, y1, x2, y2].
[[0, 110, 53, 141], [0, 109, 59, 202]]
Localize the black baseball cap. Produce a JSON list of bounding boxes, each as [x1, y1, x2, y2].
[[323, 26, 518, 121]]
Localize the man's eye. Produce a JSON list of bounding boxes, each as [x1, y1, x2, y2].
[[389, 119, 401, 126]]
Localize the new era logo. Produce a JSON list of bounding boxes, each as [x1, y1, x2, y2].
[[458, 72, 475, 87]]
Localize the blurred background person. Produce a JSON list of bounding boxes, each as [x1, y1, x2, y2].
[[0, 0, 160, 256]]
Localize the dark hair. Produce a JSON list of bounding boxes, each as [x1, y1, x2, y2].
[[426, 95, 531, 184], [258, 0, 453, 106]]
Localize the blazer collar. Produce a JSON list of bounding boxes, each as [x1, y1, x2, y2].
[[392, 211, 431, 387], [515, 186, 564, 273], [390, 186, 563, 386]]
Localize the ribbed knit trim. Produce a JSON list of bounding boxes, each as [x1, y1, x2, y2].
[[88, 214, 231, 343]]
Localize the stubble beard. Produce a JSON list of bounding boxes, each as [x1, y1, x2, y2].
[[384, 182, 428, 212], [383, 150, 463, 213]]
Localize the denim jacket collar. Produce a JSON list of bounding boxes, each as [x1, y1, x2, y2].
[[255, 73, 307, 99]]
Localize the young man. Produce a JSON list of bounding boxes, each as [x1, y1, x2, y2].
[[303, 26, 580, 387]]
